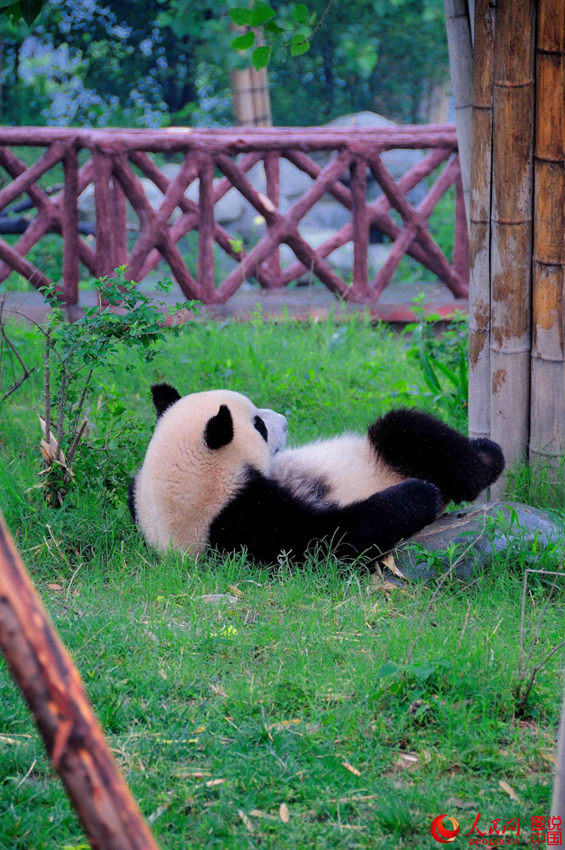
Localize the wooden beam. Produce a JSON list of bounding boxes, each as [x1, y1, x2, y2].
[[0, 514, 159, 850]]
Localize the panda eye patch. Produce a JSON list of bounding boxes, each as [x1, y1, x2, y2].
[[253, 415, 268, 442]]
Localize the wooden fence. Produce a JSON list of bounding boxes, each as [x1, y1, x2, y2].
[[0, 125, 469, 306]]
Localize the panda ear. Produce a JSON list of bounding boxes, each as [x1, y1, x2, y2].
[[205, 404, 233, 450], [151, 383, 181, 418]]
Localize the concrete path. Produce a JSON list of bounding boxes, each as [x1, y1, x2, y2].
[[2, 279, 467, 325]]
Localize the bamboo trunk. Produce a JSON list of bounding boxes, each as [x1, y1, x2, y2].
[[529, 0, 565, 469], [231, 65, 272, 126], [468, 0, 496, 443], [444, 0, 474, 224], [489, 0, 535, 487], [0, 514, 159, 850]]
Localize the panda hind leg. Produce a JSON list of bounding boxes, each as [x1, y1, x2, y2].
[[368, 408, 505, 504]]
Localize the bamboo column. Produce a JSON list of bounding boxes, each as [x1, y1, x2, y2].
[[444, 0, 474, 224], [231, 65, 272, 126], [529, 0, 565, 467], [468, 0, 496, 443], [489, 0, 536, 483]]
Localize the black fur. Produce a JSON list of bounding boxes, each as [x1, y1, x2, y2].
[[127, 477, 137, 523], [209, 469, 440, 564], [368, 409, 505, 504], [205, 404, 234, 450], [253, 415, 268, 442], [151, 383, 181, 418]]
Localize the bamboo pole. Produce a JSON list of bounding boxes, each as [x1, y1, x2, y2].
[[444, 0, 474, 224], [0, 514, 159, 850], [468, 0, 496, 443], [489, 0, 535, 485], [529, 0, 565, 468]]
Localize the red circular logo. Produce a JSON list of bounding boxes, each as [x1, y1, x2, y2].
[[430, 814, 460, 843]]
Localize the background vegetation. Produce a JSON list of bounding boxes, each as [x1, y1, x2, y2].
[[0, 0, 449, 128]]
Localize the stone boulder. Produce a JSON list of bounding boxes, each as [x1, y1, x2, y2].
[[386, 502, 565, 583]]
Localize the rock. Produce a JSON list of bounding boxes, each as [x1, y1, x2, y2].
[[388, 502, 565, 582], [279, 227, 390, 276]]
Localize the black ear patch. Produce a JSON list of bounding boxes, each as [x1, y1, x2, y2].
[[151, 383, 181, 418], [253, 415, 268, 443], [205, 404, 234, 450]]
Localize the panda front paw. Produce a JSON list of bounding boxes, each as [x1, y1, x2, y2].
[[398, 478, 442, 525]]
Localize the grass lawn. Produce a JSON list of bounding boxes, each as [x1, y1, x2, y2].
[[0, 314, 563, 848]]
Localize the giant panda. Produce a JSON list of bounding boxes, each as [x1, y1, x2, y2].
[[129, 383, 504, 563]]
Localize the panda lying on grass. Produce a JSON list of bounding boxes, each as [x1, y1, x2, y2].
[[129, 384, 504, 563]]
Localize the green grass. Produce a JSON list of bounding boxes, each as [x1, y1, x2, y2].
[[0, 315, 563, 848]]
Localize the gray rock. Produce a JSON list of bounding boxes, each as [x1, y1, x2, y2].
[[388, 502, 565, 583]]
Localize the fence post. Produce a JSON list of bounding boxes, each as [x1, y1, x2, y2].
[[197, 154, 216, 302], [62, 146, 79, 306], [262, 151, 281, 287], [350, 155, 370, 300], [92, 149, 115, 281]]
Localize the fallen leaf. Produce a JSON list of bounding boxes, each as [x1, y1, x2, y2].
[[279, 803, 290, 823], [342, 761, 362, 776], [205, 778, 226, 787], [172, 770, 211, 779], [499, 780, 520, 803], [227, 584, 243, 597], [238, 810, 254, 833], [394, 752, 420, 771], [249, 809, 277, 821], [447, 796, 479, 810], [148, 802, 170, 824], [266, 719, 301, 732], [48, 583, 63, 592], [381, 552, 407, 580]]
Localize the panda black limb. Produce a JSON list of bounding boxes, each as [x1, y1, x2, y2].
[[130, 387, 505, 564]]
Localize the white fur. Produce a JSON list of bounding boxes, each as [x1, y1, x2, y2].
[[271, 433, 403, 507]]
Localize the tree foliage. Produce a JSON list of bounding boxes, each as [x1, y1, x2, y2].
[[0, 0, 449, 127]]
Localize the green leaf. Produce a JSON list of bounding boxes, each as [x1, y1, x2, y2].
[[264, 20, 284, 34], [229, 7, 252, 26], [292, 3, 309, 23], [376, 662, 398, 678], [249, 1, 275, 26], [231, 31, 255, 50], [290, 35, 310, 56], [252, 45, 271, 69]]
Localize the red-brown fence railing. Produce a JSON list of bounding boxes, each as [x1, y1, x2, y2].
[[0, 125, 468, 306]]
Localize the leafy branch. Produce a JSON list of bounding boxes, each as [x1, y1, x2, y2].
[[3, 267, 198, 506], [229, 0, 330, 69]]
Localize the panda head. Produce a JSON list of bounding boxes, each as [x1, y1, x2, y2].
[[149, 382, 288, 461], [132, 384, 287, 553]]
